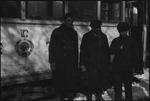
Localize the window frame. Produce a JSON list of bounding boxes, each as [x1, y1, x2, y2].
[[67, 1, 98, 21], [25, 1, 64, 20], [0, 0, 21, 18], [100, 1, 124, 23]]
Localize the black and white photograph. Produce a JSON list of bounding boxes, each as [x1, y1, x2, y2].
[[1, 0, 149, 101]]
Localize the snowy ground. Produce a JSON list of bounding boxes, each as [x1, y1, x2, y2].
[[73, 68, 149, 101]]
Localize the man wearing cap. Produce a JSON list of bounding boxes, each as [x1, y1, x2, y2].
[[110, 22, 140, 100], [80, 20, 111, 101]]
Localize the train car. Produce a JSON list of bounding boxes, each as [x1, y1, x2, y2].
[[1, 1, 149, 100]]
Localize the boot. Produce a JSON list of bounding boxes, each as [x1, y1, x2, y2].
[[68, 93, 74, 101], [86, 92, 92, 101], [95, 93, 104, 101]]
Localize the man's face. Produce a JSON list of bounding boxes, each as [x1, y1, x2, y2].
[[65, 17, 74, 27], [93, 28, 101, 34], [120, 31, 128, 37], [93, 28, 101, 31]]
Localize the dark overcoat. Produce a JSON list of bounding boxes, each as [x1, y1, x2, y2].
[[49, 23, 79, 92], [80, 30, 111, 91]]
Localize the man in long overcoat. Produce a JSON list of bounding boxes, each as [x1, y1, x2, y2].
[[80, 20, 111, 101], [49, 13, 79, 101]]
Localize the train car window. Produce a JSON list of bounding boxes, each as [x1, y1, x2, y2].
[[101, 1, 121, 21], [26, 1, 63, 20], [0, 0, 20, 18], [101, 3, 109, 20], [68, 1, 97, 21]]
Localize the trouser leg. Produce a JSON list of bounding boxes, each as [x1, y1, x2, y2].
[[68, 92, 74, 101], [55, 90, 66, 101], [58, 93, 65, 101], [86, 91, 92, 101], [124, 73, 133, 100], [114, 73, 123, 100], [124, 84, 132, 101], [95, 90, 104, 101]]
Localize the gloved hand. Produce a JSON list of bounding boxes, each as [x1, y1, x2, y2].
[[80, 65, 86, 72], [50, 62, 56, 71]]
